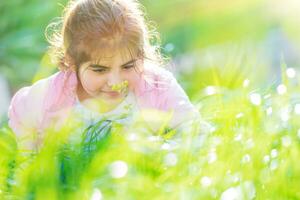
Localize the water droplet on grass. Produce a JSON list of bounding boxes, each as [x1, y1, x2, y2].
[[109, 160, 128, 178], [220, 187, 241, 200], [90, 188, 103, 200], [201, 176, 212, 187], [243, 79, 250, 88], [271, 149, 278, 158], [266, 107, 272, 115], [263, 155, 270, 164], [286, 68, 296, 78], [241, 154, 251, 164], [235, 113, 244, 119], [208, 152, 217, 163], [205, 86, 217, 96], [249, 93, 261, 106], [164, 153, 178, 166], [276, 84, 287, 95]]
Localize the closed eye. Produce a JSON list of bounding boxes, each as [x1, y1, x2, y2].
[[122, 64, 135, 70], [92, 68, 107, 73], [89, 64, 109, 73]]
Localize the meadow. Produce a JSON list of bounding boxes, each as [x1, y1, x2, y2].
[[1, 0, 300, 199]]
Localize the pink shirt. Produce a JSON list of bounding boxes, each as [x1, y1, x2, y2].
[[8, 65, 199, 138]]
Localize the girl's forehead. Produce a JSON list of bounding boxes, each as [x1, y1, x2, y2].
[[89, 47, 139, 64]]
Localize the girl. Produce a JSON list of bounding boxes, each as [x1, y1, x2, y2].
[[8, 0, 199, 149]]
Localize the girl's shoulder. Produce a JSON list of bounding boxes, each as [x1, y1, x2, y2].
[[143, 64, 176, 84], [138, 64, 177, 96], [9, 72, 61, 112], [8, 71, 76, 136], [139, 64, 188, 107], [8, 75, 52, 136], [138, 64, 199, 128]]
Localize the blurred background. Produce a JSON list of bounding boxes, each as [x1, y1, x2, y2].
[[1, 1, 300, 199], [1, 0, 300, 118]]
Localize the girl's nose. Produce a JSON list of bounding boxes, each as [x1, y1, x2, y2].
[[107, 73, 122, 88]]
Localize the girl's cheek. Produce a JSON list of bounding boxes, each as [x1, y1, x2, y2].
[[81, 71, 106, 91]]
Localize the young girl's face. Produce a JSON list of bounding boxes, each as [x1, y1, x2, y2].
[[76, 49, 143, 103]]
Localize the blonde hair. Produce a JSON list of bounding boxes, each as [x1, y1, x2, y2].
[[46, 0, 164, 70]]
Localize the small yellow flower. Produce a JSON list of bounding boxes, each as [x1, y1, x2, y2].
[[111, 80, 129, 93]]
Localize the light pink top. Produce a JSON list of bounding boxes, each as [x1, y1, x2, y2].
[[8, 65, 199, 138]]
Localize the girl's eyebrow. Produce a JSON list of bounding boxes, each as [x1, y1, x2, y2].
[[90, 59, 136, 68], [121, 59, 136, 66]]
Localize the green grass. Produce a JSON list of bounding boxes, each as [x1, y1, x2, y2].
[[1, 59, 300, 199], [1, 0, 300, 198]]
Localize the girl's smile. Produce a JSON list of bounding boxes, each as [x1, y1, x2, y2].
[[101, 90, 122, 99], [76, 49, 143, 110]]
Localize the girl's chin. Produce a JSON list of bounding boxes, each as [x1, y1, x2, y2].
[[96, 91, 126, 102]]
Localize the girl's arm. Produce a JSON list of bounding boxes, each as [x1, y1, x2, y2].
[[140, 66, 200, 131], [8, 78, 48, 149], [159, 72, 200, 128]]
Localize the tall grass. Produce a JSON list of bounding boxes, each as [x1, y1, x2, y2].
[[1, 56, 300, 199]]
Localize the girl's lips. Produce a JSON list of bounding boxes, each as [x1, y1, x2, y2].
[[101, 90, 121, 98]]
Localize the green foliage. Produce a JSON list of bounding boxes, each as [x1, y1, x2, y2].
[[1, 0, 300, 199], [1, 0, 292, 88], [1, 64, 300, 198], [0, 0, 67, 89]]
